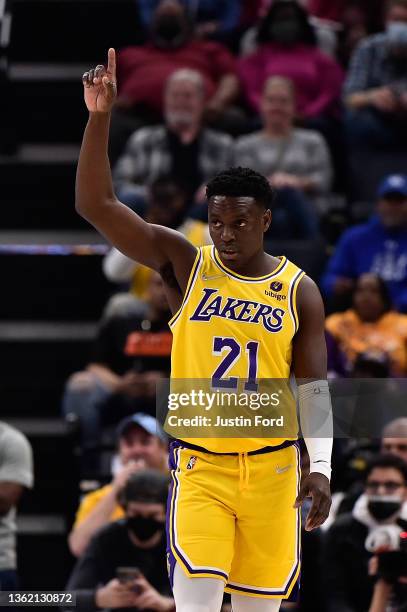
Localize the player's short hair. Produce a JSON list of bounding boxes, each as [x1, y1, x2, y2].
[[206, 167, 275, 209], [365, 454, 407, 483]]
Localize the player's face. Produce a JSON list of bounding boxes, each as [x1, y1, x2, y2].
[[208, 196, 271, 268], [119, 426, 166, 469]]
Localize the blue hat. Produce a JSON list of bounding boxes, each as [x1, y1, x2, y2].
[[377, 175, 407, 198], [117, 413, 167, 443]]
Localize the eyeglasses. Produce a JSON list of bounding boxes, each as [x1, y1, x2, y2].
[[366, 481, 405, 493], [382, 444, 407, 453]]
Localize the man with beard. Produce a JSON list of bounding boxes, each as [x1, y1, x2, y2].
[[109, 0, 238, 162]]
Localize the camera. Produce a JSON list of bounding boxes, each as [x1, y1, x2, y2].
[[366, 526, 407, 583]]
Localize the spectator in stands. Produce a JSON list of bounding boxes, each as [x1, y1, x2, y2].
[[239, 1, 344, 123], [344, 0, 407, 149], [68, 413, 167, 558], [61, 272, 172, 471], [321, 174, 407, 313], [323, 454, 407, 612], [382, 418, 407, 464], [137, 0, 242, 42], [65, 470, 174, 611], [234, 76, 332, 238], [0, 421, 33, 589], [325, 273, 407, 375], [113, 69, 233, 218], [109, 0, 238, 162]]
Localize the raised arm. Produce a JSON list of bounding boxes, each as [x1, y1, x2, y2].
[[76, 49, 197, 295]]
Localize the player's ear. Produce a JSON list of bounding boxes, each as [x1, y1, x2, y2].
[[263, 209, 272, 233]]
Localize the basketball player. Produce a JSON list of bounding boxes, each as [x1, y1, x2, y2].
[[78, 49, 333, 612]]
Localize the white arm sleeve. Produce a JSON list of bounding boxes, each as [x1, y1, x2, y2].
[[298, 380, 333, 481]]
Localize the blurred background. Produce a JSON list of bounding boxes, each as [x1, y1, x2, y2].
[[1, 0, 407, 610]]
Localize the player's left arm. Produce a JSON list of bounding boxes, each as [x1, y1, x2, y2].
[[292, 275, 333, 531]]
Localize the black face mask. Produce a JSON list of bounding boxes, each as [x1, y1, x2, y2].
[[367, 496, 402, 522], [269, 20, 302, 45], [153, 15, 185, 45], [127, 516, 164, 541]]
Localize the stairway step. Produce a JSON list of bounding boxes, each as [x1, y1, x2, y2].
[[0, 323, 98, 417]]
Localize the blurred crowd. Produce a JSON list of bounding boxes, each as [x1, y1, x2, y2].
[[4, 0, 407, 610]]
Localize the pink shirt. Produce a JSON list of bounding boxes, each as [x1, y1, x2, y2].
[[239, 42, 344, 118], [308, 0, 347, 22], [117, 41, 236, 115]]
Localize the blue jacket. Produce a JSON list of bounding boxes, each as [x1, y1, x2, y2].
[[321, 216, 407, 312]]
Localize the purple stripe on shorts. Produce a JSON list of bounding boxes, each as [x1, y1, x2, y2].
[[166, 441, 228, 585]]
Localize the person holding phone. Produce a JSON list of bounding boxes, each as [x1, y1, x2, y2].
[[64, 470, 175, 611]]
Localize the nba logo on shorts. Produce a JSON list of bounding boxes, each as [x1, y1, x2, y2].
[[187, 456, 197, 470], [270, 281, 283, 292]]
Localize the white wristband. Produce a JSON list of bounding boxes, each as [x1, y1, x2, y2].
[[298, 380, 333, 481]]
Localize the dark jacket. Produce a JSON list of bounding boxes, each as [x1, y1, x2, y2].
[[64, 520, 170, 611], [323, 512, 372, 612]]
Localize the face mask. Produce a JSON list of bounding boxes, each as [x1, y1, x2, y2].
[[127, 516, 164, 541], [153, 15, 185, 45], [270, 20, 302, 45], [367, 495, 402, 522], [386, 22, 407, 48]]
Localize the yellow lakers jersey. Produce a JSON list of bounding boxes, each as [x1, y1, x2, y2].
[[167, 245, 305, 453]]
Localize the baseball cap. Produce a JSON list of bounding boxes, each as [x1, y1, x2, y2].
[[117, 413, 167, 443], [377, 175, 407, 198]]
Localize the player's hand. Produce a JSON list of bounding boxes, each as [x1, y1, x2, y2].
[[294, 472, 331, 531], [82, 48, 117, 113]]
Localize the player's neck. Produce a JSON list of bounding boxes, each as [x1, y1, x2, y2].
[[222, 250, 280, 277]]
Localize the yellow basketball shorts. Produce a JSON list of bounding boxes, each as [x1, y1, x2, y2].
[[166, 440, 301, 600]]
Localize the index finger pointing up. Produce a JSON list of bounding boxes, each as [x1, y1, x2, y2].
[[107, 48, 116, 78]]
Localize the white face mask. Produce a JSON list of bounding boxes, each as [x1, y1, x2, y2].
[[386, 21, 407, 47]]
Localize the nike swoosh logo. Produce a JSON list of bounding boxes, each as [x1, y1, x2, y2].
[[201, 273, 226, 281], [276, 464, 292, 474]]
